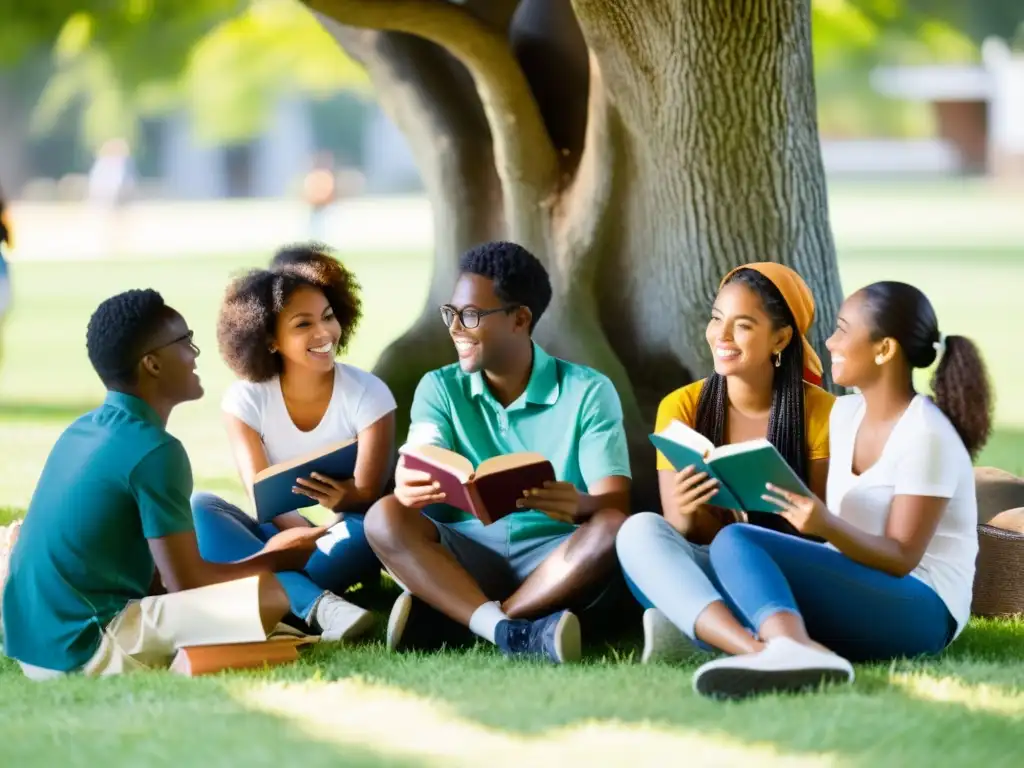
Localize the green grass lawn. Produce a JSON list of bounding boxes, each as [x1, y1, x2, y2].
[[1, 247, 1023, 766]]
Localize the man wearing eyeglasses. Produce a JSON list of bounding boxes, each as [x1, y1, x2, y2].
[[2, 289, 323, 679], [365, 241, 632, 663]]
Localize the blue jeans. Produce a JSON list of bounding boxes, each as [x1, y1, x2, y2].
[[617, 512, 956, 662], [190, 492, 380, 620]]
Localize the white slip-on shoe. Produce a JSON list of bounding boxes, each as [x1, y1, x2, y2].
[[386, 590, 414, 651], [312, 594, 376, 642], [692, 636, 854, 700], [641, 608, 704, 664]]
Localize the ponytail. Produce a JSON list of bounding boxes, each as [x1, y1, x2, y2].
[[931, 335, 993, 460], [860, 282, 994, 459]]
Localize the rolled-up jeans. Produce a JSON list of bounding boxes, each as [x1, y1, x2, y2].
[[616, 512, 956, 661], [190, 492, 380, 620]]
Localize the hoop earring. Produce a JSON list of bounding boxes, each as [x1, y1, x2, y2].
[[773, 351, 782, 368]]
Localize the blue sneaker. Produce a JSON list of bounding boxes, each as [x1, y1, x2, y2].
[[495, 610, 581, 663]]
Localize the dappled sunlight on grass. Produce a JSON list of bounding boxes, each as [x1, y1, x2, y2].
[[888, 673, 1024, 717], [234, 677, 838, 767]]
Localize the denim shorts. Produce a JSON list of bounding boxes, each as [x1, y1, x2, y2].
[[429, 516, 572, 601]]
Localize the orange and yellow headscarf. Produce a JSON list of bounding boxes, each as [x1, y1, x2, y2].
[[719, 262, 823, 387]]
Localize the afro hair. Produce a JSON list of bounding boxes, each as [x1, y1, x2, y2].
[[458, 241, 551, 331], [217, 262, 362, 382], [86, 288, 168, 387]]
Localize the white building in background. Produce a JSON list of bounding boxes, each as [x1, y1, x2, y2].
[[870, 37, 1024, 177], [149, 95, 419, 201]]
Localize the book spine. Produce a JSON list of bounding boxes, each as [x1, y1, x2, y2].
[[466, 483, 492, 525]]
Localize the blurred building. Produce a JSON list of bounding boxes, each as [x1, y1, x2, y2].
[[871, 38, 1024, 178]]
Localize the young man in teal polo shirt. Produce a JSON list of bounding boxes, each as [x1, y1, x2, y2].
[[1, 289, 322, 679], [365, 241, 632, 663]]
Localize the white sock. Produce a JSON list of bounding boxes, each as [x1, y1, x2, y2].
[[468, 601, 508, 645]]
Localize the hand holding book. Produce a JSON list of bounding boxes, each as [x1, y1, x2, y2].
[[292, 472, 353, 511], [394, 457, 448, 509], [761, 484, 832, 538], [397, 445, 556, 524], [516, 481, 581, 523]]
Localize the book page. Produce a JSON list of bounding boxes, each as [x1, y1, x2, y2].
[[709, 442, 812, 513], [399, 444, 475, 482], [654, 420, 715, 457], [254, 438, 357, 482], [709, 438, 773, 460], [475, 452, 551, 478]]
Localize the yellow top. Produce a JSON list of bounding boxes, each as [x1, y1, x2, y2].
[[654, 379, 835, 471]]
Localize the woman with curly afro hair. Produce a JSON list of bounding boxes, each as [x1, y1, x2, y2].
[[191, 244, 397, 642], [637, 280, 992, 701]]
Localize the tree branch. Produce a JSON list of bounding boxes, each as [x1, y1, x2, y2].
[[306, 0, 559, 251]]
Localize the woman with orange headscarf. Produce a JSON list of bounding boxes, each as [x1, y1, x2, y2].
[[616, 263, 834, 664]]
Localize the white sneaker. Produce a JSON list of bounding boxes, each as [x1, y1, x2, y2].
[[692, 636, 854, 700], [311, 594, 375, 642], [386, 591, 413, 651], [641, 608, 703, 664]]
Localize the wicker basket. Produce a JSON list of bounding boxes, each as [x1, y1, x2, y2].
[[972, 519, 1024, 618], [970, 469, 1024, 618]]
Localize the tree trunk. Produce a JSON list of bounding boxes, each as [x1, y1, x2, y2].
[[309, 0, 842, 511]]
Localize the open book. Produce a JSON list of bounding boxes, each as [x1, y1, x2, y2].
[[649, 420, 811, 513], [253, 439, 358, 523], [170, 636, 318, 677], [398, 444, 556, 525]]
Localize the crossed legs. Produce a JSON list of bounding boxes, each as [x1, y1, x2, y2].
[[364, 495, 625, 626]]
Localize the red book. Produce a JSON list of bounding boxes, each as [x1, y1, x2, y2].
[[398, 444, 556, 525]]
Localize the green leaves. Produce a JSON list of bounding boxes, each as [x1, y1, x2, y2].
[[11, 0, 366, 150]]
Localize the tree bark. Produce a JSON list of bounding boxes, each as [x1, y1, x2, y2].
[[310, 0, 843, 511]]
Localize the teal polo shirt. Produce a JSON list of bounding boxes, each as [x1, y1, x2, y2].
[[406, 343, 631, 541], [2, 392, 195, 672]]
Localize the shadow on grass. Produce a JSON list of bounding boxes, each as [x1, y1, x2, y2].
[[274, 617, 1024, 767], [0, 400, 99, 423], [0, 656, 424, 767], [2, 590, 1023, 766]]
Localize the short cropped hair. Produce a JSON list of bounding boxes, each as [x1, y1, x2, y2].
[[217, 262, 362, 382], [458, 241, 551, 331], [86, 288, 168, 387]]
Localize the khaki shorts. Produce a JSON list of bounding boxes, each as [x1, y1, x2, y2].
[[18, 577, 269, 680]]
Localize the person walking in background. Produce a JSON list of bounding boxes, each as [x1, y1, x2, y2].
[[88, 138, 136, 258], [303, 152, 336, 243]]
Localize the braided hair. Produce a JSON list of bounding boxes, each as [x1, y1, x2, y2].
[[693, 268, 808, 481]]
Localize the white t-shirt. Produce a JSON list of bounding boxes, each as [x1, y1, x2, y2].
[[826, 393, 978, 638], [222, 363, 396, 466]]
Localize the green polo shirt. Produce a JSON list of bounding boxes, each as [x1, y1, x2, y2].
[[406, 343, 631, 541], [2, 392, 195, 672]]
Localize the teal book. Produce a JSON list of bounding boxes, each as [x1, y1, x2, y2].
[[252, 439, 358, 523], [649, 420, 811, 513]]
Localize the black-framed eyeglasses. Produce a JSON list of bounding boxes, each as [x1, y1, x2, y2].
[[439, 304, 520, 330], [142, 330, 200, 358]]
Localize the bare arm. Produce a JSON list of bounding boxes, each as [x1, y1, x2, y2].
[[222, 413, 313, 530], [658, 468, 729, 545], [148, 528, 322, 593], [807, 458, 829, 501], [290, 412, 397, 520], [763, 485, 948, 578], [578, 475, 631, 519], [822, 495, 947, 577], [337, 410, 396, 511]]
